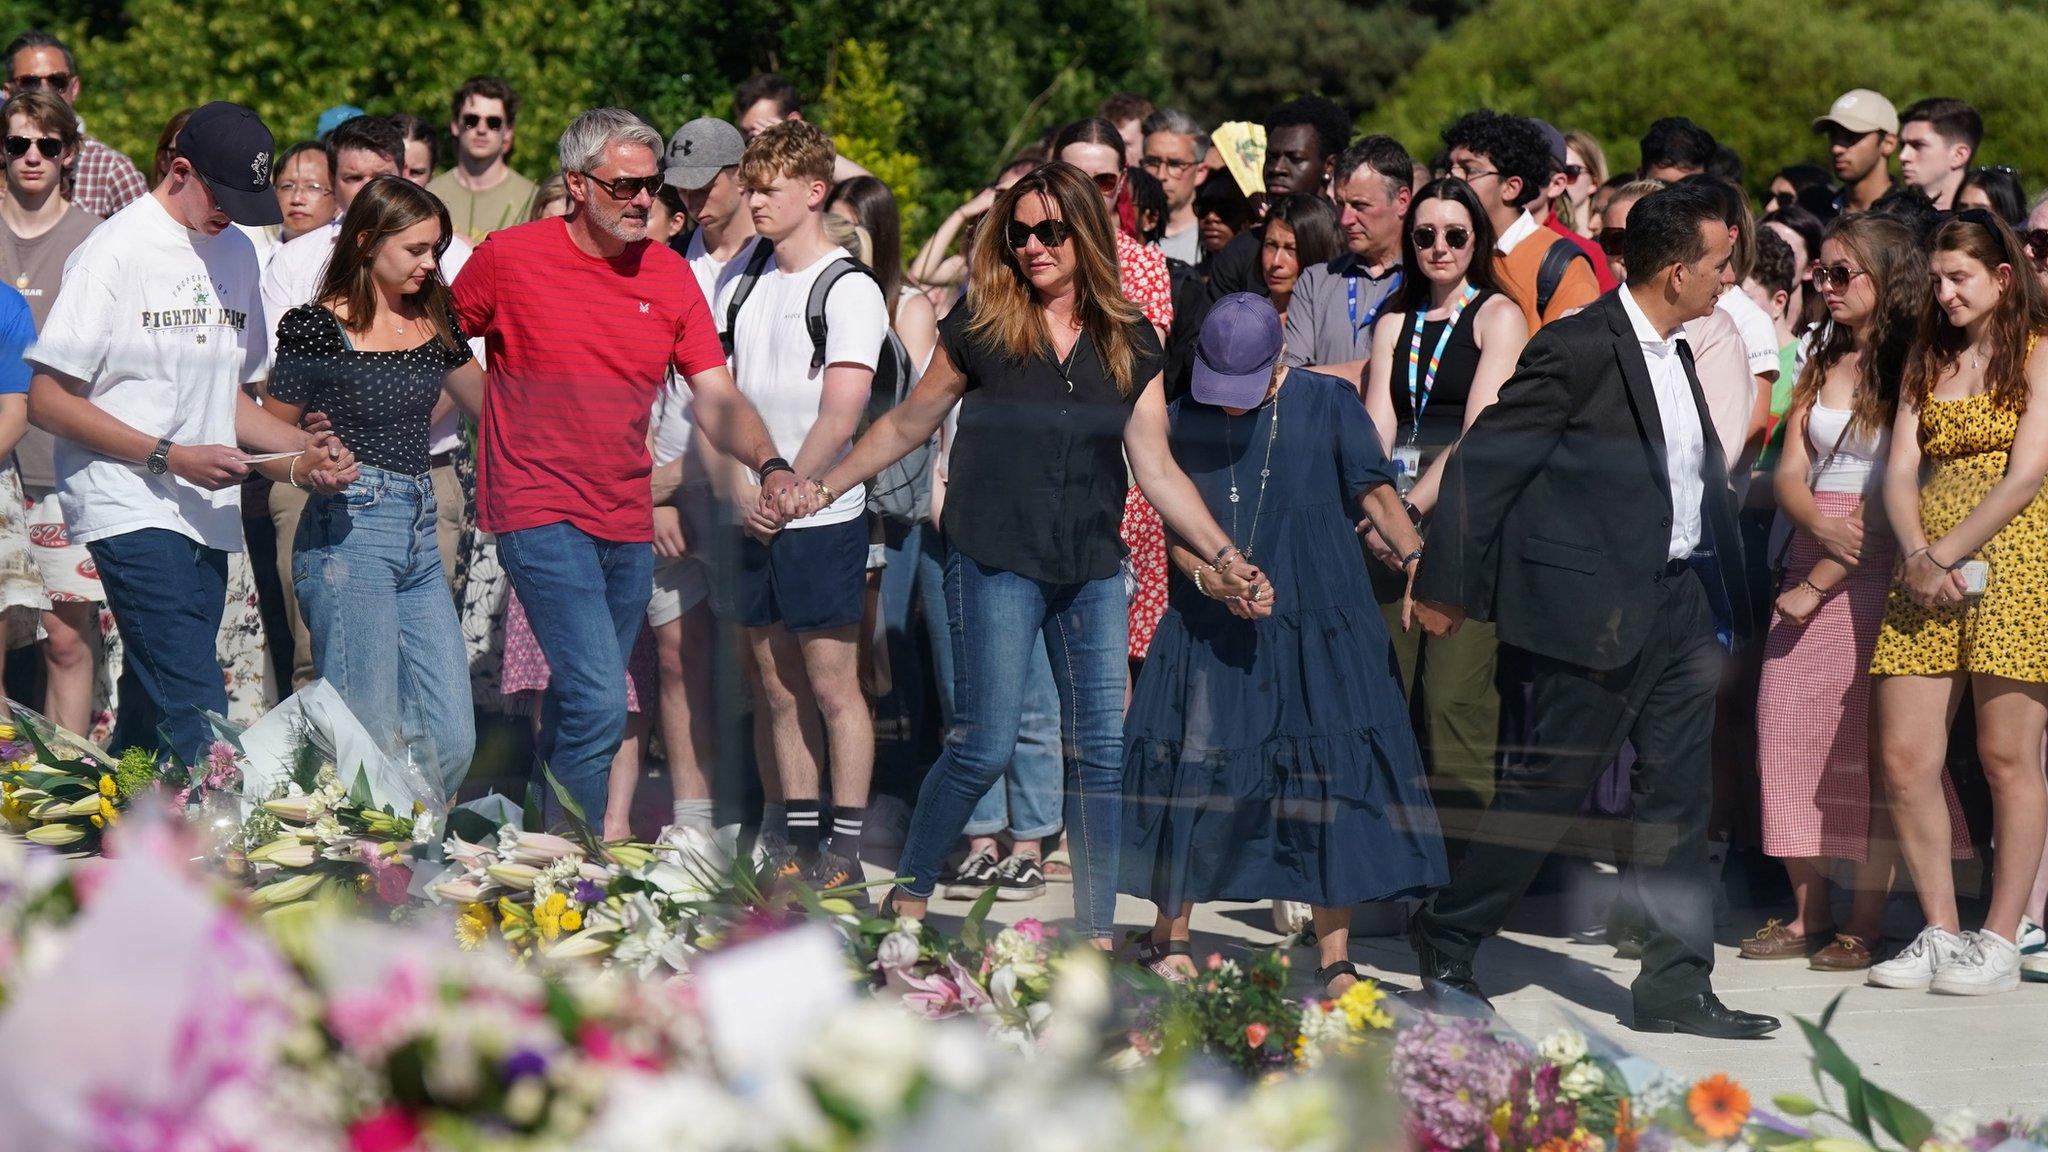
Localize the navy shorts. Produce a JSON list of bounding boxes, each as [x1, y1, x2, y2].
[[738, 514, 869, 632]]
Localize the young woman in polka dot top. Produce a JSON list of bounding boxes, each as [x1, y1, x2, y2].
[[265, 175, 487, 792]]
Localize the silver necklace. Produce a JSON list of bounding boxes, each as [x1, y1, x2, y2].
[[1224, 384, 1281, 560]]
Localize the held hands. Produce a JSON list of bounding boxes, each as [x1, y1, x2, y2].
[[1358, 521, 1407, 571], [167, 444, 250, 490], [295, 432, 359, 495], [1903, 548, 1967, 608], [1408, 598, 1465, 638], [1194, 549, 1275, 620], [1813, 510, 1865, 567]]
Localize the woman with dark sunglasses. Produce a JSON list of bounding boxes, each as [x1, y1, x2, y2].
[[798, 162, 1271, 946], [1361, 177, 1527, 851]]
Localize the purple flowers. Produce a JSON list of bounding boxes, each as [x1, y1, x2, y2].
[[1393, 1016, 1523, 1150], [502, 1048, 549, 1081], [572, 879, 604, 906]]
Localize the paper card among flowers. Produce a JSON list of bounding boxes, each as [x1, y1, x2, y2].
[[693, 923, 854, 1086], [237, 678, 446, 817]]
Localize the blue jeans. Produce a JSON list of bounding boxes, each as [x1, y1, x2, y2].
[[293, 466, 475, 794], [915, 531, 1063, 840], [898, 551, 1125, 935], [88, 528, 229, 765], [498, 520, 653, 827]]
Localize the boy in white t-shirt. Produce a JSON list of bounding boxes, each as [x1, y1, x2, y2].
[[25, 102, 356, 763], [716, 120, 884, 885]]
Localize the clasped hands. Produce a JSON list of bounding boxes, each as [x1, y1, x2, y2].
[[735, 469, 825, 543]]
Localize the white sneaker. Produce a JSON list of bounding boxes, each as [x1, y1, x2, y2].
[[2019, 917, 2048, 984], [1272, 899, 1311, 936], [1931, 931, 2022, 996], [1868, 926, 1968, 989]]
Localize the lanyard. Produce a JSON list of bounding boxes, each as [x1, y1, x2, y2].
[[1346, 269, 1402, 334], [1405, 285, 1480, 445]]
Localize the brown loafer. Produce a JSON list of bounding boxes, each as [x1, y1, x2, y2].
[[1809, 933, 1876, 971], [1738, 918, 1824, 960]]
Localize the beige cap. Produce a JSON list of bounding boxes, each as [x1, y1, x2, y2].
[[1813, 89, 1899, 136]]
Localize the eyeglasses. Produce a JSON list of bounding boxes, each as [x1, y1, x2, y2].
[[9, 72, 70, 92], [1410, 224, 1471, 251], [1004, 219, 1073, 250], [460, 113, 506, 132], [3, 136, 60, 159], [274, 180, 333, 199], [1447, 162, 1498, 184], [582, 172, 663, 200], [2026, 229, 2048, 263], [1140, 155, 1196, 178], [1811, 264, 1869, 292], [1088, 170, 1122, 198]]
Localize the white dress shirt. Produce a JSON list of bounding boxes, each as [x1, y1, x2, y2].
[[1620, 287, 1706, 560], [1496, 209, 1543, 256]]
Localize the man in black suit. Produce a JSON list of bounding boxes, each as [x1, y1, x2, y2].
[[1406, 183, 1779, 1040]]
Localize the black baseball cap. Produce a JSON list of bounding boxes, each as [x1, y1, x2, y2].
[[173, 102, 283, 227]]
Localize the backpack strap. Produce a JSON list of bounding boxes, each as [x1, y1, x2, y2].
[[720, 239, 777, 358], [803, 257, 881, 373], [1535, 235, 1591, 318]]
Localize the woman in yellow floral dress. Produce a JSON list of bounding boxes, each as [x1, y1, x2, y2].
[[1868, 212, 2048, 996]]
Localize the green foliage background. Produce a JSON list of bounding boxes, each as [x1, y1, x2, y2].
[[0, 0, 2037, 240]]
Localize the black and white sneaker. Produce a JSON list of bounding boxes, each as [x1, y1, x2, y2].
[[944, 847, 1000, 898], [995, 852, 1046, 901]]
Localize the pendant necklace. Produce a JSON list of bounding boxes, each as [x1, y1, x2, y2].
[[1224, 384, 1282, 561]]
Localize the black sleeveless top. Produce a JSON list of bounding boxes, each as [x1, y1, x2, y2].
[[1388, 288, 1494, 459]]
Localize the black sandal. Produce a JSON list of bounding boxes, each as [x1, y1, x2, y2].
[[1315, 960, 1361, 996], [1131, 937, 1195, 982]]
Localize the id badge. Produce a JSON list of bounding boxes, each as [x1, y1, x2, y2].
[[1393, 444, 1422, 494]]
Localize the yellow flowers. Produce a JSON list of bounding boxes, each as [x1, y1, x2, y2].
[[1334, 980, 1393, 1031], [560, 907, 584, 932], [535, 891, 571, 942], [456, 902, 491, 951], [97, 774, 116, 799], [0, 722, 17, 741]]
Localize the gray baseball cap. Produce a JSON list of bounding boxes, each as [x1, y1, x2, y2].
[[664, 117, 745, 190]]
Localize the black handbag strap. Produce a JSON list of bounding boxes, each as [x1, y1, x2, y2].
[[1771, 400, 1857, 571]]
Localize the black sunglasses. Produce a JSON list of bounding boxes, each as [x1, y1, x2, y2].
[[582, 172, 663, 200], [1411, 224, 1471, 251], [1088, 171, 1121, 197], [1600, 226, 1626, 252], [3, 135, 60, 159], [1561, 163, 1585, 180], [2026, 228, 2048, 262], [1005, 219, 1074, 250], [460, 113, 506, 132], [9, 72, 70, 92]]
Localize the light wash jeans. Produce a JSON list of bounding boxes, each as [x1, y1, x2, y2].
[[497, 519, 652, 827], [294, 465, 475, 793], [897, 550, 1124, 935], [916, 529, 1063, 840]]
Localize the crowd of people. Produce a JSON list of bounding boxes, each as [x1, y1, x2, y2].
[[4, 23, 2048, 1037]]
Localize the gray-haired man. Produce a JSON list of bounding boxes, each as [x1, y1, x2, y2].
[[452, 107, 793, 827], [1140, 108, 1209, 266]]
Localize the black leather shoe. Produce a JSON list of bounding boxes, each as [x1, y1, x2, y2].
[[1570, 919, 1616, 946], [1409, 918, 1494, 1012], [1613, 926, 1649, 959], [1631, 992, 1780, 1039]]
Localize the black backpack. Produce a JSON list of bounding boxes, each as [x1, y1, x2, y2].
[[1534, 234, 1593, 319], [722, 244, 934, 525]]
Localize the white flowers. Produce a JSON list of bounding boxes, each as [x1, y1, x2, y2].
[[1560, 1061, 1607, 1101], [1537, 1026, 1588, 1067]]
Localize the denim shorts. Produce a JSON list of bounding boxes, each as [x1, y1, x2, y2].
[[738, 514, 867, 632]]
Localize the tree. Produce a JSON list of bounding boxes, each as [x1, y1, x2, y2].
[[816, 41, 927, 238], [1363, 0, 2048, 195], [1150, 0, 1475, 126]]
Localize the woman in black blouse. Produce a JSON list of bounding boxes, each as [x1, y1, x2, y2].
[[799, 162, 1271, 942], [267, 175, 486, 792]]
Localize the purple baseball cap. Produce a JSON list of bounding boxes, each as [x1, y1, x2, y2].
[[1193, 292, 1284, 408]]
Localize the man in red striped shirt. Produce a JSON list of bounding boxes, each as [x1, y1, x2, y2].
[[453, 107, 794, 827]]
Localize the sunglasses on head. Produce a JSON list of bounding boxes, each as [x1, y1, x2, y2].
[[1410, 224, 1471, 251], [9, 72, 69, 92], [1005, 219, 1073, 250], [2027, 229, 2048, 262], [3, 135, 60, 159], [461, 113, 506, 131], [582, 172, 663, 200]]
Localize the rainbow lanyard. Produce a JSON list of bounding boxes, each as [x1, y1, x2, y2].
[[1405, 284, 1480, 445]]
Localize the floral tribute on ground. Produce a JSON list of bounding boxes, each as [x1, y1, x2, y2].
[[0, 688, 2039, 1152]]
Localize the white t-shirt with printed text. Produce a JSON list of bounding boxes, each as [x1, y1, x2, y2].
[[650, 232, 767, 470], [714, 245, 886, 529], [30, 194, 268, 552]]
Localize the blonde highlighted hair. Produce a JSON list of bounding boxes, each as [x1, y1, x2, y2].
[[740, 119, 836, 189], [964, 162, 1145, 394]]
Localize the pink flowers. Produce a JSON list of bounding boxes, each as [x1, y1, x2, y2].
[[1245, 1022, 1270, 1048], [347, 1106, 420, 1152]]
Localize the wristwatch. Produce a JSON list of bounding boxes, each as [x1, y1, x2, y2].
[[145, 437, 174, 476], [1401, 499, 1424, 526]]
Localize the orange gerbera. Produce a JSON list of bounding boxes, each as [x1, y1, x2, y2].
[[1687, 1074, 1751, 1140], [1614, 1099, 1638, 1152]]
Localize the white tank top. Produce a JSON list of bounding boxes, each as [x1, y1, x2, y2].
[[1806, 402, 1887, 494]]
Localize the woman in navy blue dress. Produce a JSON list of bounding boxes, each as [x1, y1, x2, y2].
[[1121, 293, 1448, 992]]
